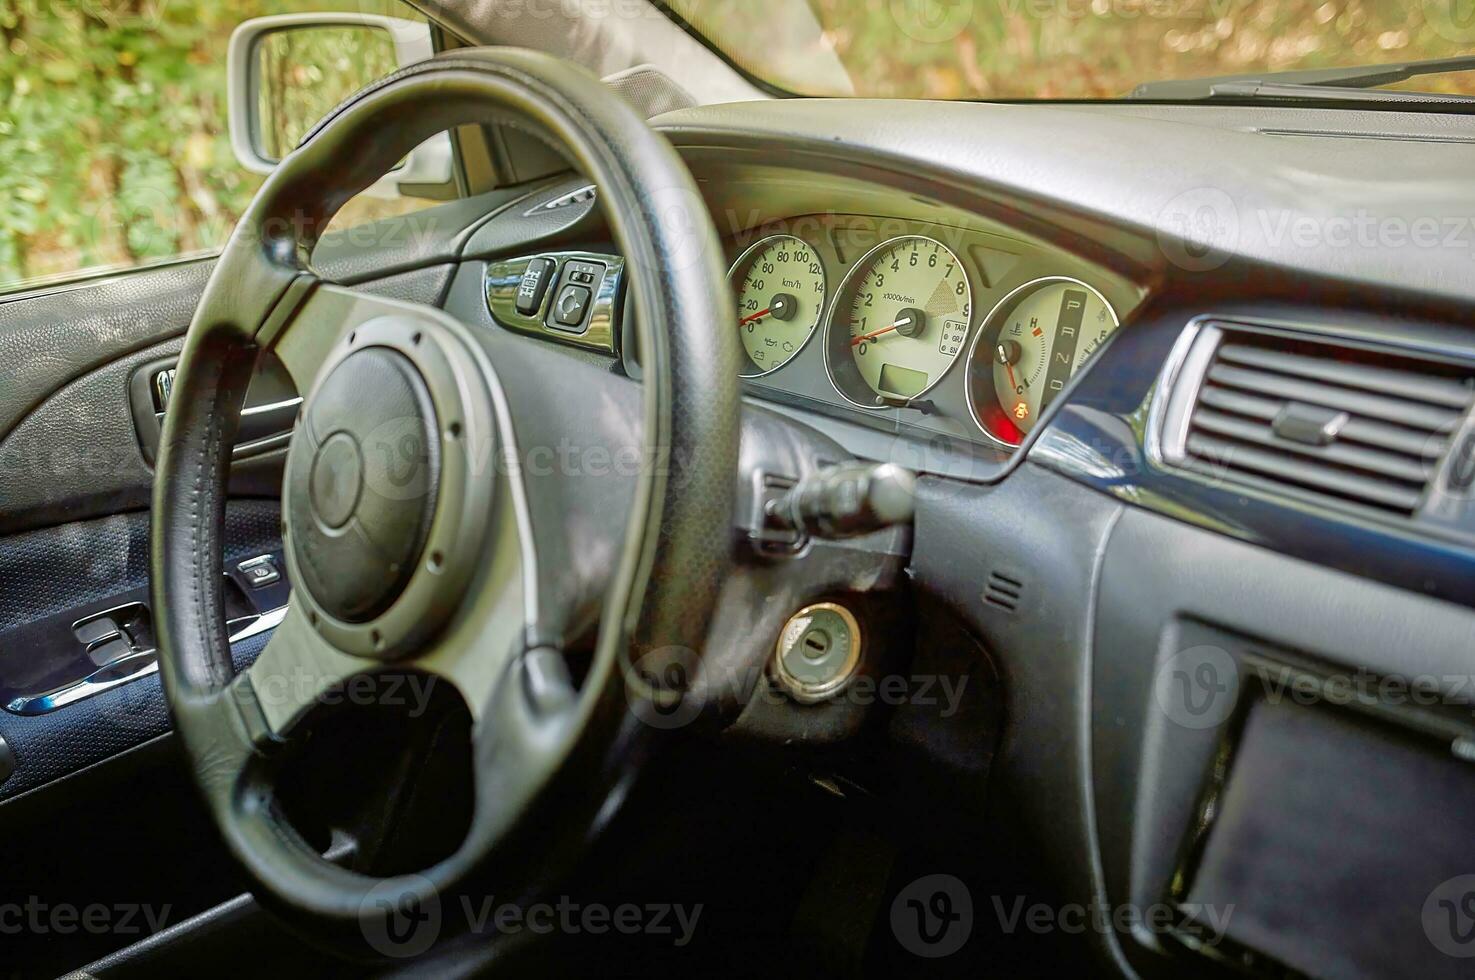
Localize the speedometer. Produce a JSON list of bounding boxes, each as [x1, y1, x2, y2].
[[824, 236, 972, 408], [729, 234, 826, 377], [966, 276, 1118, 446]]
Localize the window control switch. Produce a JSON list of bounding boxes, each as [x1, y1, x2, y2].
[[239, 557, 281, 589], [87, 636, 133, 669], [74, 616, 121, 648]]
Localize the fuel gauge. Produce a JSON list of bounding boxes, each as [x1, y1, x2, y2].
[[967, 277, 1118, 446]]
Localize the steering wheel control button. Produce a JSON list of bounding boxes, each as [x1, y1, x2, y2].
[[287, 346, 440, 624], [564, 259, 604, 287], [515, 257, 557, 315], [73, 615, 121, 648], [772, 602, 862, 704], [552, 284, 593, 329], [238, 556, 281, 590]]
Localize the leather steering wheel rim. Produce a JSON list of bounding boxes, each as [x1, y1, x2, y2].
[[149, 48, 738, 939]]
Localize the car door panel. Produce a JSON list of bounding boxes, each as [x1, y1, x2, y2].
[[0, 500, 282, 801], [0, 260, 460, 535], [0, 187, 533, 802]]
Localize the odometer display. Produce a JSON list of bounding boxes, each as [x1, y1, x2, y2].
[[825, 236, 972, 408], [729, 235, 826, 376]]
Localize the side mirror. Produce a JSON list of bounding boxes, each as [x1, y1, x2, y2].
[[227, 13, 452, 199]]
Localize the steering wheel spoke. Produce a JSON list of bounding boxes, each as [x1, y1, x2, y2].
[[265, 279, 432, 394], [245, 601, 365, 736]]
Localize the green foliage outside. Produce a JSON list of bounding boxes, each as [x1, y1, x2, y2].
[[2, 0, 1471, 292], [257, 26, 398, 159], [0, 0, 416, 290], [683, 1, 1475, 99]]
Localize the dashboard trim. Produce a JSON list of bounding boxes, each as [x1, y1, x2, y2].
[[1031, 302, 1475, 610]]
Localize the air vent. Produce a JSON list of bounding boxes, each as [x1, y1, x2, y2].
[[1160, 323, 1475, 516], [523, 184, 595, 217], [984, 571, 1024, 612]]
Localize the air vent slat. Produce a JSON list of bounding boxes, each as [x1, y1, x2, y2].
[[1168, 322, 1475, 518], [1217, 343, 1475, 410], [1197, 386, 1444, 459], [1185, 433, 1425, 512], [1207, 364, 1463, 432], [1192, 408, 1431, 485], [984, 570, 1024, 612]]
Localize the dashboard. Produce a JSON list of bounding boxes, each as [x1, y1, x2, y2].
[[9, 49, 1475, 978], [442, 95, 1475, 980]]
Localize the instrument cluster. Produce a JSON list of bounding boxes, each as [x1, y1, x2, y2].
[[725, 217, 1124, 450]]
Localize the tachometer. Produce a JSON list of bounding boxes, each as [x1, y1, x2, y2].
[[825, 236, 972, 408], [966, 277, 1118, 446], [729, 234, 826, 376]]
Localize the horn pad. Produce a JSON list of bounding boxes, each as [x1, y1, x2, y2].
[[285, 346, 440, 623]]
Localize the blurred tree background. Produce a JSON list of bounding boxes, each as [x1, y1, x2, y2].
[[0, 0, 416, 290], [257, 26, 397, 159], [685, 0, 1475, 99], [2, 0, 1471, 290]]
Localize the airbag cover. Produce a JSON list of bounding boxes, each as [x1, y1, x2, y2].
[[286, 346, 439, 622]]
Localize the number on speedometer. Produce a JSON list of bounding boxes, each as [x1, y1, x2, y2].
[[825, 236, 971, 408]]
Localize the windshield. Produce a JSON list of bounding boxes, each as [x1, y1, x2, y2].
[[669, 1, 1475, 100]]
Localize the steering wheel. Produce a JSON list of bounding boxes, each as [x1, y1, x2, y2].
[[149, 48, 739, 944]]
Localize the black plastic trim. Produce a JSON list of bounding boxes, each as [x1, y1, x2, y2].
[[1031, 301, 1475, 610]]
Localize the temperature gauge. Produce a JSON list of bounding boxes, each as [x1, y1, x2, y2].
[[967, 277, 1118, 446]]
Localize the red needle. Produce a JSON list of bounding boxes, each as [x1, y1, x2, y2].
[[852, 325, 897, 347], [1005, 362, 1018, 390], [852, 312, 918, 348], [851, 324, 898, 347], [739, 307, 771, 327]]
